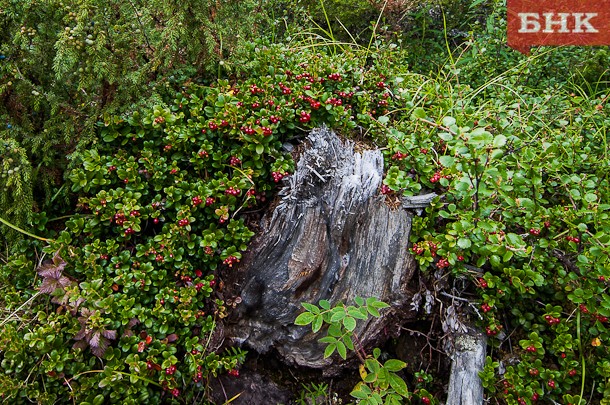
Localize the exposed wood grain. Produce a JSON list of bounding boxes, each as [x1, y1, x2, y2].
[[226, 128, 419, 372], [446, 327, 487, 405]]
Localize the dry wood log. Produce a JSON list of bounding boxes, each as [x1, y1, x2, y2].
[[446, 327, 487, 405], [225, 127, 423, 372]]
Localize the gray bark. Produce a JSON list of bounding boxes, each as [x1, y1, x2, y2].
[[446, 328, 487, 405], [226, 127, 420, 372]]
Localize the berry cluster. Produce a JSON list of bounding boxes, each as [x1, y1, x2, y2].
[[326, 97, 343, 107], [114, 212, 126, 226], [411, 243, 425, 255], [192, 196, 203, 206], [249, 84, 264, 95], [278, 83, 292, 95], [544, 314, 560, 325], [391, 151, 408, 160], [223, 256, 239, 267], [295, 72, 316, 83], [229, 156, 241, 166], [178, 219, 189, 227], [241, 126, 255, 135], [436, 258, 449, 269], [225, 187, 240, 196], [429, 171, 443, 183], [299, 111, 311, 123], [272, 171, 286, 183], [485, 325, 502, 336]]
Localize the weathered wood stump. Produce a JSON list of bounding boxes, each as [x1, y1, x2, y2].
[[226, 127, 424, 371], [446, 327, 487, 405]]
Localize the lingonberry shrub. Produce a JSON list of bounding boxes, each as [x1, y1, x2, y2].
[[0, 41, 409, 403], [392, 79, 610, 402]]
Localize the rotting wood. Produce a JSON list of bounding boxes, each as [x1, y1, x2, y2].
[[225, 127, 421, 373], [446, 326, 487, 405]]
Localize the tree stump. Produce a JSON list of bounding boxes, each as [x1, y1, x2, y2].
[[225, 127, 427, 372]]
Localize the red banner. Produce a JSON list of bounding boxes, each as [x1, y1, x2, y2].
[[507, 0, 610, 54]]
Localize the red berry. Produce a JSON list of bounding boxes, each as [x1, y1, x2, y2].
[[436, 258, 450, 269], [547, 379, 555, 389], [299, 111, 311, 123], [223, 256, 239, 267]]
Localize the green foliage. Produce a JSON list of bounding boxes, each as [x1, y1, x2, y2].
[[2, 1, 610, 403], [296, 298, 413, 404], [0, 138, 33, 243], [0, 0, 274, 248], [294, 382, 335, 405], [0, 40, 413, 403]]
